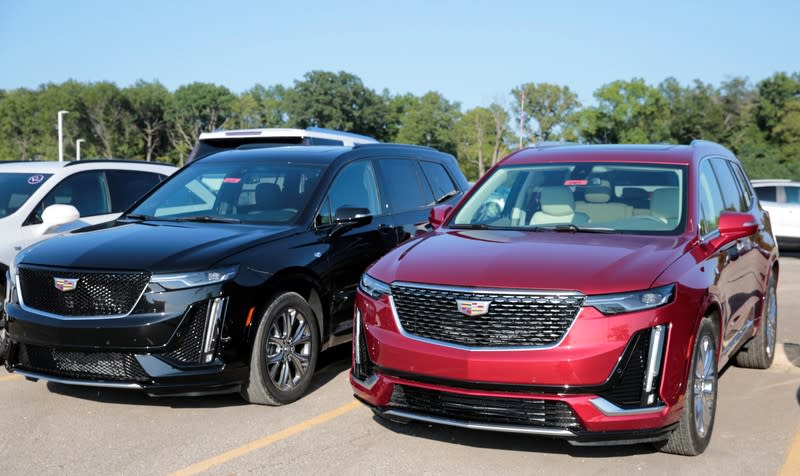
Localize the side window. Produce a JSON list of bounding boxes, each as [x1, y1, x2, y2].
[[727, 162, 753, 209], [378, 159, 434, 212], [710, 159, 746, 212], [325, 161, 381, 220], [420, 161, 458, 201], [106, 170, 164, 213], [26, 171, 111, 224], [754, 186, 777, 202], [698, 160, 725, 236], [784, 186, 800, 204]]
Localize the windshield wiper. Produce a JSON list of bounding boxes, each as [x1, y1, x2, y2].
[[434, 190, 459, 204], [547, 224, 615, 233], [175, 216, 242, 224], [450, 223, 491, 230], [119, 213, 152, 221]]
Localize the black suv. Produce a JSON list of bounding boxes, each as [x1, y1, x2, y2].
[[3, 144, 468, 404]]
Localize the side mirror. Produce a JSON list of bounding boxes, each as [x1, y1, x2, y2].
[[429, 204, 453, 230], [41, 204, 80, 233], [333, 207, 373, 227], [710, 211, 758, 249]]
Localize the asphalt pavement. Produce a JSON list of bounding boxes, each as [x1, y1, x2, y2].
[[2, 258, 799, 476]]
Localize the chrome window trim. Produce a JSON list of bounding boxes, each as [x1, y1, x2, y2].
[[388, 282, 584, 352]]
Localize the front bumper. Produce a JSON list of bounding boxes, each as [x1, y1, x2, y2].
[[4, 280, 251, 395], [351, 287, 696, 441]]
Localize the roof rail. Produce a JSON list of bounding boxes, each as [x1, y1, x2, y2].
[[64, 159, 173, 167], [352, 142, 438, 153]]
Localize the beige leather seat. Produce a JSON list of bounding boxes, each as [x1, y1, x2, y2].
[[574, 180, 632, 223], [531, 186, 585, 225], [650, 187, 680, 222]]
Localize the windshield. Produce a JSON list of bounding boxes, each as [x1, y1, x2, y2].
[[0, 173, 52, 219], [129, 161, 326, 224], [451, 162, 688, 235]]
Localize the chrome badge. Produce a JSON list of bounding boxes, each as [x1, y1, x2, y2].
[[54, 277, 79, 292], [456, 299, 491, 317]]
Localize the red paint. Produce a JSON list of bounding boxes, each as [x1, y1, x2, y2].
[[352, 143, 778, 438]]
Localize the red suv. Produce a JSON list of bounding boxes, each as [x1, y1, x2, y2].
[[350, 141, 778, 455]]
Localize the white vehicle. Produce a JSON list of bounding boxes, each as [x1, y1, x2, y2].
[[752, 179, 800, 249], [0, 160, 176, 313], [188, 127, 378, 163]]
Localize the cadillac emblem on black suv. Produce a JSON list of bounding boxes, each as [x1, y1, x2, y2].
[[53, 278, 78, 292]]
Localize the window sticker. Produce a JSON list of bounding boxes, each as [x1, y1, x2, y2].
[[564, 179, 588, 186], [28, 175, 45, 185]]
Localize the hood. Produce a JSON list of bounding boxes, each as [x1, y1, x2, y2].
[[20, 221, 299, 272], [368, 229, 691, 295]]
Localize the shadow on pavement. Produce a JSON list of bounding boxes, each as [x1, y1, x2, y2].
[[43, 343, 352, 408], [784, 342, 800, 368], [370, 414, 657, 458]]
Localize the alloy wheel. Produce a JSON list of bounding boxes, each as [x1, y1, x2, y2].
[[693, 334, 716, 438], [766, 283, 777, 359], [265, 307, 312, 391]]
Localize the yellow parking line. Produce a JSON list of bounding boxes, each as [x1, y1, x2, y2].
[[780, 419, 800, 476], [0, 374, 21, 383], [167, 399, 361, 476]]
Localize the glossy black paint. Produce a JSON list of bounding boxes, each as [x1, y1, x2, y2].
[[4, 144, 468, 394]]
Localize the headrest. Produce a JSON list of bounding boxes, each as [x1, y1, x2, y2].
[[539, 186, 575, 217], [255, 183, 281, 206], [622, 187, 648, 200], [584, 179, 611, 203], [651, 188, 679, 219]]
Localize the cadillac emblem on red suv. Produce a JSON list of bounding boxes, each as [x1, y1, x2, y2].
[[456, 299, 491, 316], [351, 141, 779, 456]]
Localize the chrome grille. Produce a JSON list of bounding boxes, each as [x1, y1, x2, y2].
[[391, 284, 583, 347], [18, 266, 149, 317]]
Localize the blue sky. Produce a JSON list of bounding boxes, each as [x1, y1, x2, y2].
[[1, 0, 797, 109]]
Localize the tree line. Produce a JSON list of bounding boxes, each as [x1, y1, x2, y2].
[[0, 70, 798, 180]]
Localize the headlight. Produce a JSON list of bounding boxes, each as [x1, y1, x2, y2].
[[150, 266, 238, 290], [584, 284, 675, 315], [359, 273, 392, 300]]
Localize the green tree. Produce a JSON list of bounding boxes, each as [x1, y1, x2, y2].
[[510, 83, 580, 144], [74, 81, 135, 158], [0, 88, 41, 160], [283, 71, 389, 140], [123, 80, 170, 162], [166, 82, 235, 164], [578, 78, 670, 144], [395, 92, 461, 156]]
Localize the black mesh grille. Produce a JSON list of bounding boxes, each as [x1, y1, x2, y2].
[[391, 285, 583, 347], [390, 385, 582, 430], [601, 330, 651, 409], [163, 302, 209, 365], [18, 266, 150, 316], [14, 343, 149, 383]]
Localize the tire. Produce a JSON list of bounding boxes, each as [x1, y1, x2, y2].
[[240, 292, 320, 405], [0, 327, 7, 367], [655, 318, 718, 456], [734, 271, 777, 369]]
